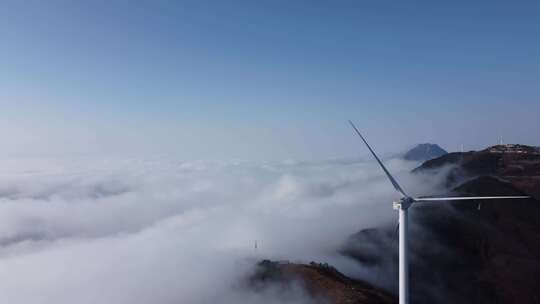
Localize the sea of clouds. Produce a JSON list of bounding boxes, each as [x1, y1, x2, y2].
[[0, 156, 447, 303]]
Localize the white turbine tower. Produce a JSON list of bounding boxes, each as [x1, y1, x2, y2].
[[348, 121, 529, 304]]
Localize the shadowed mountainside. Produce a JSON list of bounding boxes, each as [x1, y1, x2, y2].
[[414, 144, 540, 199], [344, 144, 540, 303]]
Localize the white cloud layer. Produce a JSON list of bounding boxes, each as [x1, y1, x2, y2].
[[0, 156, 444, 303]]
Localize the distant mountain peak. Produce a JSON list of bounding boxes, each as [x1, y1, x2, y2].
[[403, 143, 447, 161]]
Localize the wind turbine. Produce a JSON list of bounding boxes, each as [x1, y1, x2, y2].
[[348, 121, 529, 304]]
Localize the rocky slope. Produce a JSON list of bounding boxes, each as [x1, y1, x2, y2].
[[249, 260, 396, 304]]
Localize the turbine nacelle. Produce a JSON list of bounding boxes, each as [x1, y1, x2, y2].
[[393, 197, 414, 210]]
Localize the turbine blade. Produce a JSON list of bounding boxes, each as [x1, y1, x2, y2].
[[414, 196, 530, 202], [348, 120, 407, 197]]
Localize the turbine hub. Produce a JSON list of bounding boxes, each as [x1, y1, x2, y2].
[[394, 197, 414, 210]]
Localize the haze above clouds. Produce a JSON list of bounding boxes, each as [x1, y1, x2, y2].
[[2, 1, 539, 160]]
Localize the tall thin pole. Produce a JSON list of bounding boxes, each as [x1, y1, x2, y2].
[[399, 206, 409, 304]]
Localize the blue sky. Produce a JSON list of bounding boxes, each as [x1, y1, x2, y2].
[[1, 1, 539, 160]]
